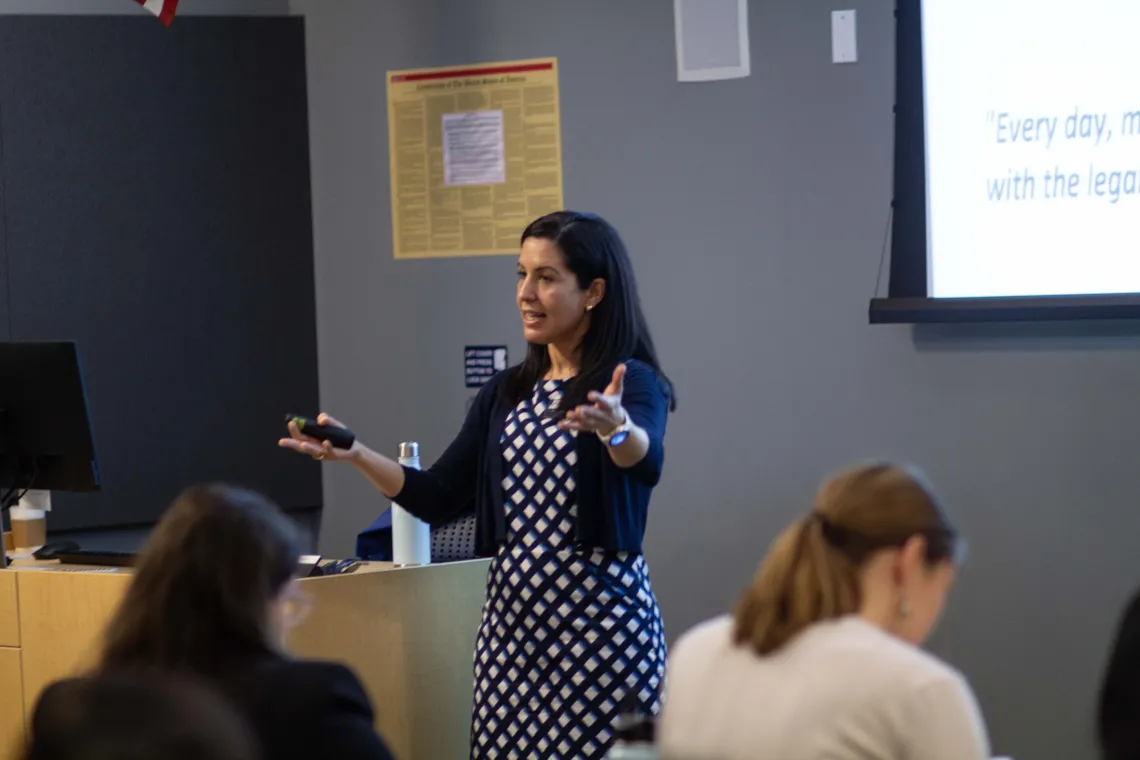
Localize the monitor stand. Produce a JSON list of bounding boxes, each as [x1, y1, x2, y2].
[[0, 492, 13, 570], [0, 481, 28, 570]]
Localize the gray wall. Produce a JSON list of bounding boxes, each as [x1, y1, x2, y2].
[[298, 1, 1140, 758]]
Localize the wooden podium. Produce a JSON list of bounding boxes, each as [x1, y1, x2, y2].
[[287, 561, 489, 758], [0, 559, 490, 760]]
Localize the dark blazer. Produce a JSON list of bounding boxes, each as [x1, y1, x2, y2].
[[393, 359, 669, 556], [29, 658, 395, 760], [217, 657, 396, 760]]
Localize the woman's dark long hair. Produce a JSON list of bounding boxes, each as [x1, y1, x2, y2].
[[98, 484, 302, 678], [1099, 588, 1140, 760], [504, 210, 675, 413]]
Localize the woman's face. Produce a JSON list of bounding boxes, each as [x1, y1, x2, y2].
[[516, 237, 603, 347]]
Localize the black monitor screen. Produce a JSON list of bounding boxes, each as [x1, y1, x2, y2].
[[0, 341, 100, 494]]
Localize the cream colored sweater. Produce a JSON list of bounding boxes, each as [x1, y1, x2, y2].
[[658, 615, 990, 760]]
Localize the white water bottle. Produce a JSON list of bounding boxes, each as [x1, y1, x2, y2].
[[391, 442, 431, 566]]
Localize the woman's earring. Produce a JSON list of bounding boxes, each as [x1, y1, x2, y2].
[[897, 596, 912, 618]]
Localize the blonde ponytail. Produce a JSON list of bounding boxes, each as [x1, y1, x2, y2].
[[732, 514, 861, 655], [732, 463, 960, 656]]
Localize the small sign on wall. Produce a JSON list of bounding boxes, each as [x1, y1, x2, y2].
[[465, 346, 508, 388]]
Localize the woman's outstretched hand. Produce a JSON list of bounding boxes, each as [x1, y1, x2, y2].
[[560, 364, 627, 435], [278, 413, 360, 462]]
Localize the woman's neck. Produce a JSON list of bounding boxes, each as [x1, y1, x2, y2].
[[858, 584, 905, 639], [545, 342, 579, 380]]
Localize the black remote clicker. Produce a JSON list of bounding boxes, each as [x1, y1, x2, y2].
[[285, 415, 356, 450]]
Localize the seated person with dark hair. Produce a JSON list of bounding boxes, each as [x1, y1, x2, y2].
[[1099, 586, 1140, 760], [44, 484, 395, 760]]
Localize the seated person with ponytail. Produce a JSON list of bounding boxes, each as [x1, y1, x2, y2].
[[658, 462, 991, 760]]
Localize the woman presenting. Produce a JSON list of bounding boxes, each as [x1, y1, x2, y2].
[[281, 211, 675, 758]]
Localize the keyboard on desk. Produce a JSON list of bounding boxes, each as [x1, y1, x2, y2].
[[51, 566, 121, 573], [53, 550, 136, 568]]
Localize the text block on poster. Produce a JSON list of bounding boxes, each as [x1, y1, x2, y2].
[[387, 58, 564, 259]]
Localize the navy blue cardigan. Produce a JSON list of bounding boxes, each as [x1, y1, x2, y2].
[[387, 360, 669, 557]]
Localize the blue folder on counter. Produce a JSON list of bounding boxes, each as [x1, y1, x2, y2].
[[355, 509, 394, 561]]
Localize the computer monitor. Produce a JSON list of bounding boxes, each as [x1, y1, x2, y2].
[[0, 341, 101, 504]]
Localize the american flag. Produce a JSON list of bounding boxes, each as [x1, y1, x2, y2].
[[134, 0, 179, 26]]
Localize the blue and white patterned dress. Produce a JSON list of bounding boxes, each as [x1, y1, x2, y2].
[[470, 379, 667, 759]]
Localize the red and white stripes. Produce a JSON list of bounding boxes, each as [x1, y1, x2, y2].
[[134, 0, 179, 27]]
